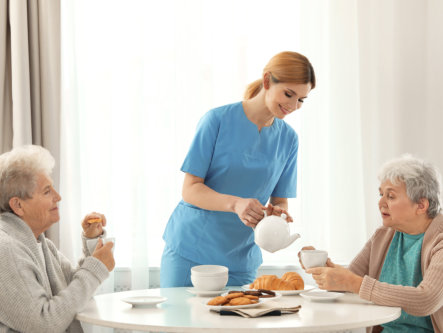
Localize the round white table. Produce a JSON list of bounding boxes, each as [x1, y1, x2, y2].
[[76, 287, 401, 332]]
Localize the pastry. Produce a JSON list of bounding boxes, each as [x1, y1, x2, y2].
[[281, 272, 304, 290], [250, 272, 304, 290]]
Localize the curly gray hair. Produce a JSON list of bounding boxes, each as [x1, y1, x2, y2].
[[0, 145, 55, 213], [378, 154, 442, 218]]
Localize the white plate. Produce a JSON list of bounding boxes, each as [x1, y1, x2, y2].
[[205, 296, 273, 311], [242, 284, 315, 296], [299, 290, 345, 302], [122, 296, 167, 307], [186, 288, 226, 297]]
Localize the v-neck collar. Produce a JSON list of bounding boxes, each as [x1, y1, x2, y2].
[[240, 102, 276, 133]]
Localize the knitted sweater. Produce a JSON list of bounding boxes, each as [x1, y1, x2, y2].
[[349, 214, 443, 333], [0, 212, 109, 333]]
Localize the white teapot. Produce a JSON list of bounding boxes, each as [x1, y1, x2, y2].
[[254, 211, 300, 253]]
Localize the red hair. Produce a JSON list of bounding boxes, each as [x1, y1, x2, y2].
[[244, 51, 315, 100]]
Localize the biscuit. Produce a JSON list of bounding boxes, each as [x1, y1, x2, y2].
[[244, 295, 259, 300], [87, 218, 102, 224], [207, 296, 229, 306], [225, 292, 244, 299], [228, 297, 254, 306], [258, 289, 276, 296]]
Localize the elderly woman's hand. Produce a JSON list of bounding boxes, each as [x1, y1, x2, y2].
[[306, 263, 363, 294], [92, 238, 115, 272], [81, 212, 106, 238]]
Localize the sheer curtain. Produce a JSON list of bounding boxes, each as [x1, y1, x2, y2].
[[60, 0, 308, 278], [60, 0, 443, 279], [295, 0, 367, 262], [296, 0, 443, 263], [0, 0, 61, 242]]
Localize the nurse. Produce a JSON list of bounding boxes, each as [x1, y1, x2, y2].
[[161, 51, 316, 287]]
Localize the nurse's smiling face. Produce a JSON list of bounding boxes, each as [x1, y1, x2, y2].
[[263, 72, 311, 119]]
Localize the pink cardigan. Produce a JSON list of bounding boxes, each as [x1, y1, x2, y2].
[[349, 214, 443, 333]]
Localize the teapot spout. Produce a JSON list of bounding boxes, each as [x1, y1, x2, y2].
[[284, 233, 301, 248]]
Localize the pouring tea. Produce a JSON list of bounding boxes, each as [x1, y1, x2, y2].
[[254, 211, 300, 253]]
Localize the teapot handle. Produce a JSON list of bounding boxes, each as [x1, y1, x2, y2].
[[262, 210, 287, 220]]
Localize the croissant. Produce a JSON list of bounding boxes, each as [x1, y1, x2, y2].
[[249, 272, 304, 290], [281, 272, 304, 290]]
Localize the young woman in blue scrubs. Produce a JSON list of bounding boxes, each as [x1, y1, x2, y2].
[[161, 51, 316, 287]]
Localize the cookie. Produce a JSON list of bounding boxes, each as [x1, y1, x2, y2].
[[225, 292, 245, 299], [87, 218, 102, 224], [228, 297, 253, 306], [258, 289, 276, 296], [207, 296, 229, 306], [244, 295, 259, 300], [228, 290, 244, 294]]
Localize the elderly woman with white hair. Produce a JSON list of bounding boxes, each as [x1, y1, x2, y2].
[[0, 145, 115, 333], [300, 155, 443, 333]]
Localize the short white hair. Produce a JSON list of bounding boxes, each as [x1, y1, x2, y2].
[[0, 145, 55, 213], [378, 154, 442, 218]]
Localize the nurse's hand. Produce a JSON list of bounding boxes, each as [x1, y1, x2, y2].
[[265, 204, 293, 222], [234, 198, 266, 228]]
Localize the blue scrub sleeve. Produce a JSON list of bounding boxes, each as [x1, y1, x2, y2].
[[181, 110, 220, 178], [271, 136, 298, 198]]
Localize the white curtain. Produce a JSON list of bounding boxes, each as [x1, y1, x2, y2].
[[60, 0, 443, 278], [356, 0, 443, 235], [295, 0, 443, 263], [0, 0, 61, 242], [60, 0, 304, 279]]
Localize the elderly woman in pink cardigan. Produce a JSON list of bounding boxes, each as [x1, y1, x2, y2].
[[300, 155, 443, 333]]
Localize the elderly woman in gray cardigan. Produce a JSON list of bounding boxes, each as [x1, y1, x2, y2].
[[300, 155, 443, 333], [0, 145, 115, 333]]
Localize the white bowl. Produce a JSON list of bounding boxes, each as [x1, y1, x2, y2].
[[300, 250, 328, 269], [191, 265, 228, 276], [191, 273, 228, 291]]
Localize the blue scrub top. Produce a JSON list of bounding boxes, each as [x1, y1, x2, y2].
[[162, 102, 299, 272]]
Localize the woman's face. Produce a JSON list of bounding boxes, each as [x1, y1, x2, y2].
[[19, 173, 61, 236], [378, 180, 420, 232], [264, 75, 311, 119]]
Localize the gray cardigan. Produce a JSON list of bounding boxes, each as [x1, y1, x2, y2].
[[0, 212, 109, 333]]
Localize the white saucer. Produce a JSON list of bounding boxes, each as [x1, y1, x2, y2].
[[122, 296, 167, 307], [187, 288, 226, 297], [242, 284, 315, 296], [300, 290, 345, 302]]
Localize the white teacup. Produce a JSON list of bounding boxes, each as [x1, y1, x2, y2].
[[103, 237, 115, 253], [300, 250, 328, 268], [87, 237, 115, 254]]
